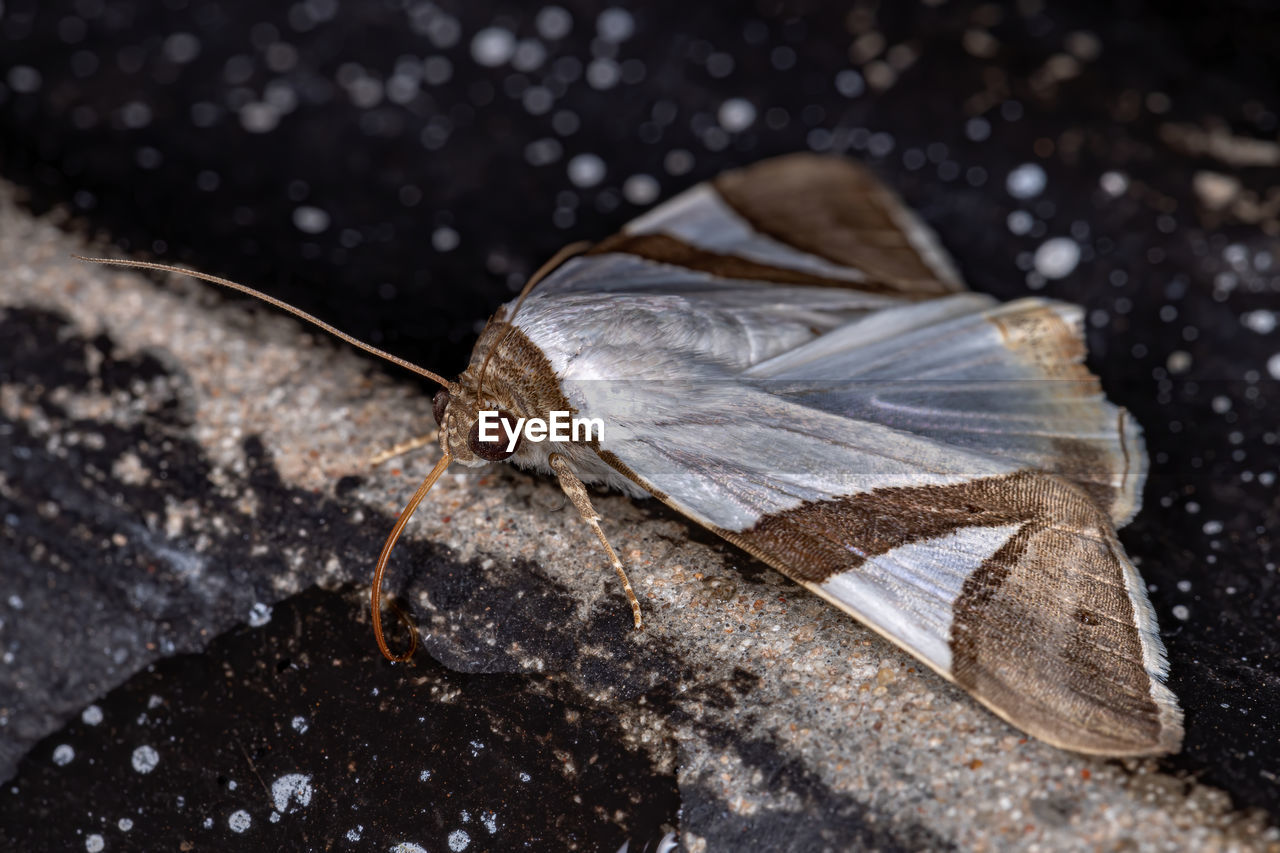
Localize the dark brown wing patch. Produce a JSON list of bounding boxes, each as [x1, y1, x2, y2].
[[588, 232, 909, 293], [712, 471, 1181, 756], [713, 154, 963, 295]]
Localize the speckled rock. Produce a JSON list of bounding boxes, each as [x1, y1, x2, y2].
[[2, 180, 1277, 849], [4, 584, 682, 850]]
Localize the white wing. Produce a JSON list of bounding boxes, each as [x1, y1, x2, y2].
[[746, 295, 1147, 525]]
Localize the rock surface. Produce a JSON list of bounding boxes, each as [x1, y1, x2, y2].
[[1, 181, 1276, 850]]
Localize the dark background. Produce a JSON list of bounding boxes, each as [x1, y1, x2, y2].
[[2, 0, 1278, 845]]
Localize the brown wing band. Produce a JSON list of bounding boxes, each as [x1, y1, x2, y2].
[[713, 155, 960, 295], [589, 232, 925, 296]]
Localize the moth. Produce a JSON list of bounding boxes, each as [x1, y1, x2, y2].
[[84, 153, 1182, 756]]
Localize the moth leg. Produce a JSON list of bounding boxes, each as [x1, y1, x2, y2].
[[369, 430, 439, 467], [548, 453, 643, 629]]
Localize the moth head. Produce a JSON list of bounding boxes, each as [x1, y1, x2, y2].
[[433, 384, 522, 465]]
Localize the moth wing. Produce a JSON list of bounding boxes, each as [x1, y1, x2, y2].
[[527, 150, 1142, 522], [746, 294, 1147, 526], [560, 374, 1180, 756], [512, 289, 1175, 755], [519, 152, 974, 375], [536, 153, 963, 297], [520, 275, 1143, 529], [515, 252, 917, 372]]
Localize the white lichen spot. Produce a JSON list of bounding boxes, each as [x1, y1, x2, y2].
[[664, 149, 693, 175], [119, 101, 152, 129], [1099, 170, 1129, 197], [480, 811, 498, 834], [52, 744, 75, 766], [292, 205, 330, 234], [535, 6, 573, 40], [717, 98, 756, 132], [291, 716, 309, 734], [471, 27, 516, 67], [1033, 237, 1080, 279], [85, 834, 105, 853], [622, 174, 659, 205], [271, 773, 314, 813], [81, 705, 104, 726], [1172, 605, 1190, 621], [391, 844, 430, 853], [239, 101, 281, 133], [1007, 210, 1033, 235], [269, 811, 281, 824], [834, 69, 865, 98], [432, 226, 460, 252], [1194, 171, 1241, 209], [966, 117, 991, 141], [586, 58, 620, 89], [163, 32, 202, 64], [525, 137, 562, 166], [596, 8, 635, 42], [7, 594, 23, 610], [867, 132, 894, 157], [118, 818, 133, 832], [228, 809, 252, 833], [7, 66, 42, 93], [1267, 352, 1280, 380], [567, 153, 605, 188], [709, 51, 736, 77], [423, 56, 452, 85], [340, 73, 382, 110], [1167, 350, 1193, 374], [1203, 520, 1224, 535], [448, 829, 472, 851], [522, 85, 554, 113], [513, 39, 547, 72], [1242, 310, 1277, 334], [247, 602, 272, 627], [346, 826, 363, 842], [1006, 163, 1047, 199], [131, 745, 159, 774]]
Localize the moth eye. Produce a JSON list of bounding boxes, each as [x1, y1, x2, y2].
[[468, 409, 520, 462], [432, 389, 450, 427]]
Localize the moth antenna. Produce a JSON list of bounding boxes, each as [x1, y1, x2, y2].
[[73, 255, 450, 388], [476, 240, 592, 398], [371, 452, 453, 661]]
